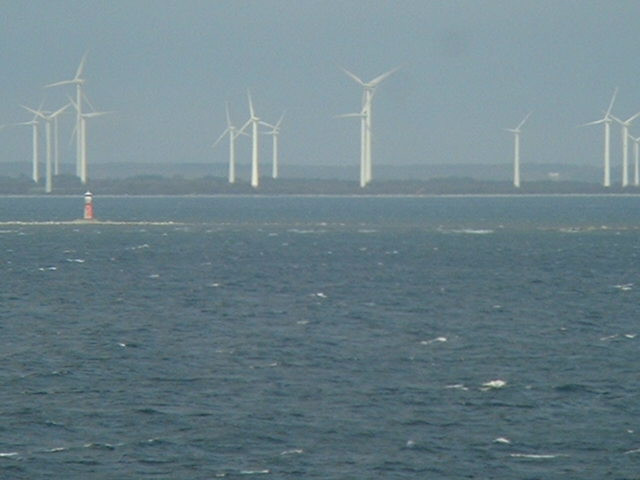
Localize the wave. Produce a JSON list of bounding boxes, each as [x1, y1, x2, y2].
[[510, 453, 566, 459], [439, 228, 494, 235]]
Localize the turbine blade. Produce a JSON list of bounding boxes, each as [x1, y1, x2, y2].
[[247, 90, 255, 117], [275, 112, 285, 128], [82, 92, 96, 112], [609, 114, 623, 125], [234, 129, 249, 138], [238, 119, 252, 134], [51, 103, 70, 118], [341, 67, 365, 85], [627, 111, 640, 123], [606, 87, 618, 116], [368, 66, 401, 87], [21, 105, 45, 119], [516, 111, 532, 130], [44, 79, 75, 88], [84, 111, 112, 118], [581, 119, 606, 127], [213, 128, 230, 148], [75, 51, 88, 79], [335, 112, 364, 118], [67, 95, 80, 112], [225, 102, 232, 127]]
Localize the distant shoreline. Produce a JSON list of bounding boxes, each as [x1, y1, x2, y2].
[[2, 192, 640, 199], [1, 172, 639, 196]]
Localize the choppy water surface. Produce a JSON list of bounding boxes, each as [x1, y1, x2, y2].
[[1, 195, 640, 479]]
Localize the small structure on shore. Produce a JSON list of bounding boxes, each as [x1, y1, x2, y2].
[[83, 191, 94, 220]]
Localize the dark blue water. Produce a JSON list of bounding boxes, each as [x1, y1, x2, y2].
[[1, 195, 640, 479]]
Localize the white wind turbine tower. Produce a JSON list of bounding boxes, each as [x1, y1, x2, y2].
[[631, 134, 640, 186], [582, 88, 618, 187], [213, 103, 245, 184], [505, 112, 531, 188], [262, 113, 284, 179], [10, 110, 41, 183], [610, 111, 640, 187], [239, 91, 264, 188], [22, 104, 69, 193], [46, 52, 88, 182], [342, 66, 399, 187], [336, 108, 367, 187]]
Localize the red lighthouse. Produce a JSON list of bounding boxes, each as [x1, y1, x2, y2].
[[83, 191, 94, 220]]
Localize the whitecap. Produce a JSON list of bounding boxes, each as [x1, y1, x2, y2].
[[45, 447, 67, 453], [65, 258, 85, 263], [625, 448, 640, 455], [510, 453, 565, 459], [0, 452, 18, 457], [445, 384, 469, 391], [441, 228, 494, 235], [481, 379, 507, 390], [128, 244, 150, 250], [148, 274, 160, 279], [405, 440, 416, 448], [239, 469, 270, 475], [420, 337, 447, 345], [314, 292, 327, 298], [625, 334, 636, 339], [209, 282, 221, 288], [250, 362, 279, 369], [614, 283, 633, 291], [280, 448, 303, 455], [600, 334, 619, 341], [494, 437, 511, 444]]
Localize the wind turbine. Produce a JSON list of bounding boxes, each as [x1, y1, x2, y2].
[[582, 88, 618, 187], [505, 112, 531, 188], [239, 91, 263, 188], [342, 66, 399, 187], [261, 113, 284, 179], [22, 104, 69, 193], [610, 111, 640, 187], [213, 103, 246, 184], [45, 52, 87, 182]]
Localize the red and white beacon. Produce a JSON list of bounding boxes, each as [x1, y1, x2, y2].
[[83, 191, 94, 220]]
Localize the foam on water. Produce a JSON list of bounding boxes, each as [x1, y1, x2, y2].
[[510, 453, 566, 459], [481, 379, 507, 390]]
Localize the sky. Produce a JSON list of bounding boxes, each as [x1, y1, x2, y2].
[[1, 0, 640, 179]]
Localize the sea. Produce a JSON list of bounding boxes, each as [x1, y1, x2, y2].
[[1, 194, 639, 479]]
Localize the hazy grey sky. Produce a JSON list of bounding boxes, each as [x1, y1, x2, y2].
[[1, 0, 640, 176]]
